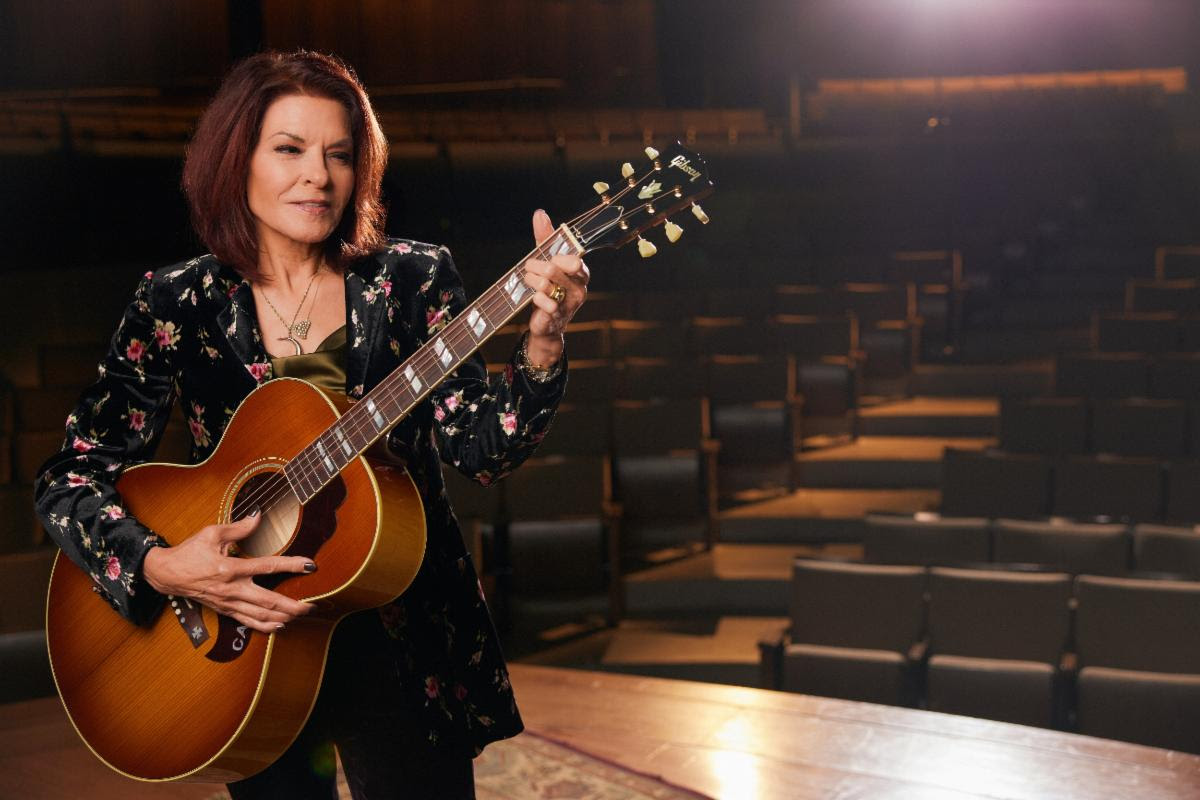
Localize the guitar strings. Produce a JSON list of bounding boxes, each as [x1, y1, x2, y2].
[[227, 161, 682, 522]]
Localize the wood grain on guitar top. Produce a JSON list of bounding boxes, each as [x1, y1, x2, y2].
[[44, 378, 427, 782]]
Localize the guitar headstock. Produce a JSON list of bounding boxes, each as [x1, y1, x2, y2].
[[566, 141, 714, 257]]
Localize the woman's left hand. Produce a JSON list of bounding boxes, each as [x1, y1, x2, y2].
[[522, 209, 589, 365]]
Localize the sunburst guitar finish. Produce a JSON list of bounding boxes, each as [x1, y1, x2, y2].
[[44, 378, 427, 783]]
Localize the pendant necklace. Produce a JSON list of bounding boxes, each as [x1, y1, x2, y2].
[[259, 268, 323, 356]]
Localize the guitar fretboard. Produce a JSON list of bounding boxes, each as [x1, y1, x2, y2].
[[283, 227, 582, 503]]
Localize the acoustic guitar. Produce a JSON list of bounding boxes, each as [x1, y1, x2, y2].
[[44, 142, 714, 783]]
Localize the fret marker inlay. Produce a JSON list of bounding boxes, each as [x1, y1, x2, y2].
[[434, 337, 454, 368], [404, 365, 423, 394], [365, 399, 386, 431], [504, 273, 527, 305], [315, 440, 335, 473], [334, 428, 352, 456], [467, 309, 487, 339]]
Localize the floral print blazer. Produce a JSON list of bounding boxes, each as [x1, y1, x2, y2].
[[34, 239, 566, 756]]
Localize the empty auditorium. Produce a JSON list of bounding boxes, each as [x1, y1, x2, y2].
[[5, 1, 1200, 798]]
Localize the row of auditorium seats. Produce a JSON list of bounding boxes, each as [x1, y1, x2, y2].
[[484, 328, 853, 448], [1092, 310, 1200, 353], [1054, 351, 1200, 398], [1001, 396, 1200, 457], [863, 513, 1200, 579], [940, 447, 1200, 523], [574, 283, 936, 334], [1127, 278, 1200, 313], [0, 102, 773, 146], [1155, 247, 1200, 281], [444, 443, 710, 622], [759, 558, 1200, 753]]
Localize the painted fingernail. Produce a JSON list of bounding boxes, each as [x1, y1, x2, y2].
[[248, 507, 260, 518], [303, 562, 317, 573], [275, 623, 286, 632]]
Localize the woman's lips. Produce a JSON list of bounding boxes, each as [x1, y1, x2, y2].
[[292, 201, 330, 214]]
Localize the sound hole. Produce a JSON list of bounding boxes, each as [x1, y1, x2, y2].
[[229, 470, 348, 583], [232, 471, 300, 558]]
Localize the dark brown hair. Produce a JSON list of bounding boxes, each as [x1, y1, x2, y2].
[[182, 49, 388, 280]]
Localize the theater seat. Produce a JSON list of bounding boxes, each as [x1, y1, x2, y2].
[[999, 397, 1087, 455], [771, 559, 927, 707], [1075, 574, 1200, 753], [862, 513, 990, 566], [1053, 455, 1164, 523], [924, 567, 1073, 728], [1055, 353, 1150, 398], [1133, 523, 1200, 578], [992, 518, 1130, 575], [1077, 668, 1200, 754], [1090, 398, 1187, 458], [1093, 311, 1180, 354], [940, 448, 1052, 519], [499, 454, 622, 620]]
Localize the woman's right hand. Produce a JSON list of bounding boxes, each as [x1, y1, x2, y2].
[[141, 511, 317, 634]]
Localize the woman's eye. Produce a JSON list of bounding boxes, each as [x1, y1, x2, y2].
[[274, 145, 300, 154], [330, 151, 352, 164]]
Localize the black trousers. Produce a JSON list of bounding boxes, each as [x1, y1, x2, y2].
[[226, 611, 475, 800]]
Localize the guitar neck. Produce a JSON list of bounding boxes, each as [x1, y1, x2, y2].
[[283, 225, 583, 503]]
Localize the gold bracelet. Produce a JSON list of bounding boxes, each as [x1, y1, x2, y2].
[[517, 332, 563, 383]]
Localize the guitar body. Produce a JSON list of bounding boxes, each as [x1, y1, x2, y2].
[[44, 378, 427, 783]]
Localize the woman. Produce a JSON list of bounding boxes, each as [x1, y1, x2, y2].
[[33, 49, 587, 798]]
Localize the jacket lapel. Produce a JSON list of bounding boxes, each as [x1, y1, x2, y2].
[[343, 259, 390, 399], [207, 261, 270, 385]]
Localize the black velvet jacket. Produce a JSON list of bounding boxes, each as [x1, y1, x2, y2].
[[34, 239, 566, 756]]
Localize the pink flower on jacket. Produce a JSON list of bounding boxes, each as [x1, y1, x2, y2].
[[424, 676, 440, 698], [434, 406, 446, 422], [67, 473, 89, 487], [101, 504, 125, 520], [247, 362, 270, 382], [454, 684, 468, 701], [381, 279, 392, 297], [390, 242, 412, 255], [499, 411, 517, 436], [153, 319, 180, 350], [444, 393, 460, 412], [426, 306, 449, 332], [105, 556, 121, 580], [189, 417, 211, 448], [72, 436, 95, 452], [125, 339, 146, 363], [127, 407, 146, 431]]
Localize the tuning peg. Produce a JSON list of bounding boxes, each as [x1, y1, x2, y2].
[[593, 181, 610, 195], [644, 146, 659, 160], [621, 162, 634, 178], [691, 203, 710, 224], [637, 236, 658, 258], [664, 220, 683, 243]]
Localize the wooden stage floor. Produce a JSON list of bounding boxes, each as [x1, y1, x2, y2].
[[3, 664, 1199, 799]]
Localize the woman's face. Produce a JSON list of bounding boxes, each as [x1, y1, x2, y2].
[[247, 93, 355, 259]]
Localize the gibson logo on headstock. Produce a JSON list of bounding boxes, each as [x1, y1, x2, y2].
[[669, 154, 702, 182]]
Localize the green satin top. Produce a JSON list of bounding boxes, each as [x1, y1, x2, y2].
[[268, 325, 348, 394]]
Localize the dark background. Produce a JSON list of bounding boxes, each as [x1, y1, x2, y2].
[[3, 0, 1200, 299]]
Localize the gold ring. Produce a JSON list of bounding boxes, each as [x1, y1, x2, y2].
[[548, 283, 566, 304]]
